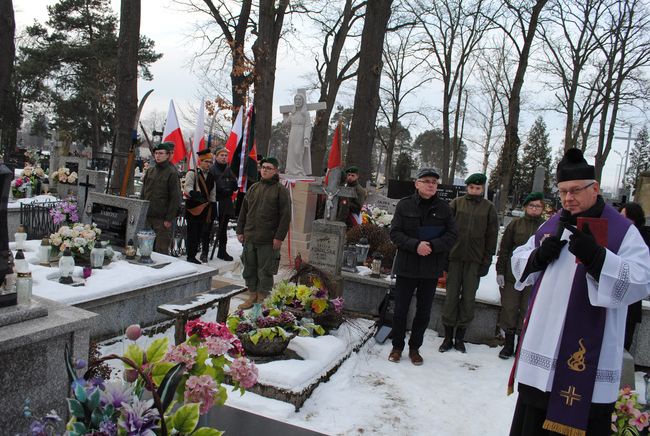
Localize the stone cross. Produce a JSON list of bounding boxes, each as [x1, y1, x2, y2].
[[77, 169, 107, 214], [279, 89, 327, 119], [309, 169, 357, 221]]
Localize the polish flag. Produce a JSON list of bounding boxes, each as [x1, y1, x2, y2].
[[225, 107, 244, 164], [188, 98, 206, 170], [325, 119, 343, 185], [163, 99, 186, 164]]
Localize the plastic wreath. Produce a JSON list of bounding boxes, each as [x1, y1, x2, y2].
[[227, 305, 324, 345], [611, 385, 650, 435], [265, 280, 344, 315]]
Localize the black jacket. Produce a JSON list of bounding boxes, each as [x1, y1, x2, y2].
[[390, 193, 458, 278], [210, 162, 238, 217]]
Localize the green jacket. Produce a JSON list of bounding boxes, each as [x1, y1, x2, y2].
[[140, 161, 182, 221], [496, 214, 544, 283], [336, 182, 367, 223], [448, 194, 499, 265], [236, 175, 291, 244]]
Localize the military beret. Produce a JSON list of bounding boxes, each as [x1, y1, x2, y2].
[[345, 166, 359, 174], [416, 167, 440, 179], [197, 149, 213, 161], [154, 142, 174, 152], [261, 156, 280, 168], [556, 148, 595, 182], [214, 146, 228, 156], [465, 173, 487, 185], [523, 192, 544, 206]]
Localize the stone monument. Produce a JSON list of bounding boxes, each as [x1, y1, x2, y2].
[[532, 165, 546, 194], [83, 192, 149, 248], [77, 169, 108, 216], [279, 89, 326, 176]]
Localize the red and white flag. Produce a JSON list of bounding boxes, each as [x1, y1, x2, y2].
[[188, 98, 206, 170], [225, 107, 244, 165], [163, 99, 186, 164], [325, 119, 343, 185]]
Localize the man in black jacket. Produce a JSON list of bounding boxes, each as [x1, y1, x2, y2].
[[388, 168, 458, 365], [209, 146, 239, 261]]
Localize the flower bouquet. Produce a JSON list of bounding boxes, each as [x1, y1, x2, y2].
[[265, 280, 345, 331], [50, 223, 101, 264], [61, 321, 257, 435], [227, 305, 324, 356], [10, 175, 32, 198], [49, 199, 80, 226], [51, 167, 78, 185], [611, 386, 649, 435], [361, 205, 393, 227]]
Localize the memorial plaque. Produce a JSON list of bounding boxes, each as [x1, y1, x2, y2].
[[309, 233, 340, 273], [437, 184, 466, 203], [91, 202, 128, 247]]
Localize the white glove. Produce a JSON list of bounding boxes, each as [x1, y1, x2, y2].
[[496, 275, 505, 288]]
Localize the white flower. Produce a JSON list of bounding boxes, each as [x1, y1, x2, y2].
[[73, 237, 86, 246], [78, 247, 85, 254]]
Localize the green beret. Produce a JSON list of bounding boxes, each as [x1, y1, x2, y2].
[[523, 192, 544, 206], [154, 141, 174, 152], [345, 166, 359, 174], [465, 173, 487, 185], [261, 156, 280, 168]]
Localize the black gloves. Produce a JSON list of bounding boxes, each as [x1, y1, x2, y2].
[[533, 236, 567, 268], [566, 223, 606, 278], [189, 190, 203, 201], [478, 263, 490, 277]]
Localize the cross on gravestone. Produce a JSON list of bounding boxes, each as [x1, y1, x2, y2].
[[77, 169, 107, 214], [308, 168, 357, 221]]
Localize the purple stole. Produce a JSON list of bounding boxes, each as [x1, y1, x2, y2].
[[508, 204, 630, 436]]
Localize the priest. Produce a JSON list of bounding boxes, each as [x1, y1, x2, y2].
[[508, 148, 650, 436]]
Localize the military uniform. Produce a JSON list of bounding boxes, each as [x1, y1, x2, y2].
[[337, 181, 366, 225], [236, 173, 291, 297], [141, 158, 182, 254], [210, 160, 238, 259], [183, 163, 216, 262]]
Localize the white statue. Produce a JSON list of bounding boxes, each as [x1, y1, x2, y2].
[[280, 89, 326, 176]]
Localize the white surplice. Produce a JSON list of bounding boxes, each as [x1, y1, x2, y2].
[[511, 225, 650, 403]]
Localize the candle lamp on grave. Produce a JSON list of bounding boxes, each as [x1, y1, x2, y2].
[[15, 250, 32, 305], [38, 238, 51, 266], [90, 237, 105, 269], [370, 252, 383, 278], [341, 244, 358, 273], [354, 237, 370, 266], [136, 230, 156, 264], [58, 247, 75, 284], [14, 224, 27, 250]]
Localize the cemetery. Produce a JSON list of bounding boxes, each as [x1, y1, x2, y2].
[[3, 1, 650, 435]]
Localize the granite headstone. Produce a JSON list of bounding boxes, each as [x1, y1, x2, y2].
[[308, 219, 347, 276], [83, 192, 149, 248]]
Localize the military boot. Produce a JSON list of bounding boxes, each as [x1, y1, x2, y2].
[[454, 327, 467, 353], [438, 325, 455, 353], [237, 291, 258, 310], [256, 292, 268, 304], [499, 330, 516, 359]]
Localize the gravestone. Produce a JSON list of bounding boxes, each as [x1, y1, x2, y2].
[[308, 219, 347, 277], [532, 165, 545, 194], [366, 190, 398, 214], [57, 156, 88, 175], [279, 176, 318, 266], [77, 169, 107, 215], [83, 192, 149, 248]]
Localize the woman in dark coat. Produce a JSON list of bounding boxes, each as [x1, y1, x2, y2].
[[620, 202, 650, 351]]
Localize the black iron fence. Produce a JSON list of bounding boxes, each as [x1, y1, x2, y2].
[[19, 200, 65, 240]]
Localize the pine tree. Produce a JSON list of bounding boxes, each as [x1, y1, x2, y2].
[[512, 117, 552, 201], [625, 125, 650, 192]]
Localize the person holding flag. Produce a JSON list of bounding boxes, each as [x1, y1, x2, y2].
[[183, 148, 215, 264]]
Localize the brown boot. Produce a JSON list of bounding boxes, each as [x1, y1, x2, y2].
[[256, 292, 268, 304], [409, 349, 424, 366], [388, 348, 402, 363], [237, 291, 257, 310]]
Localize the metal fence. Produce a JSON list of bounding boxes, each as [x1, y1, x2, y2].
[[19, 200, 65, 240]]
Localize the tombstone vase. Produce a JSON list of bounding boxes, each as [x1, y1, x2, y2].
[[237, 332, 295, 357], [286, 306, 344, 331]]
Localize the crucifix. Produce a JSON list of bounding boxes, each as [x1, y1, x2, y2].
[[309, 167, 357, 221]]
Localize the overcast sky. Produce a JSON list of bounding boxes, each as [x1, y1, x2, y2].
[[14, 0, 642, 192]]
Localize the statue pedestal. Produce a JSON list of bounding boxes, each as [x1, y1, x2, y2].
[[279, 175, 319, 266]]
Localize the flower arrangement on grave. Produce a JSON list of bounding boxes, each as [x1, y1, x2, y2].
[[51, 166, 78, 184], [61, 321, 257, 435], [227, 305, 324, 356], [611, 386, 649, 435], [346, 222, 396, 270], [266, 280, 343, 317], [10, 174, 32, 198], [24, 146, 42, 166], [49, 199, 80, 226], [49, 223, 100, 261], [361, 205, 393, 227]]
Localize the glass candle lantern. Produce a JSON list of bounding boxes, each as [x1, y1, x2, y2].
[[125, 239, 137, 259], [14, 249, 29, 274], [90, 241, 105, 269], [354, 237, 370, 266], [370, 253, 383, 278], [341, 245, 358, 273], [137, 230, 156, 264], [58, 247, 75, 284], [101, 240, 114, 262], [16, 272, 32, 305], [14, 225, 27, 250], [38, 238, 51, 266]]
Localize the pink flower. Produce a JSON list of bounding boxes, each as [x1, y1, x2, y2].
[[164, 343, 197, 370], [184, 375, 218, 415], [629, 410, 650, 431], [185, 319, 245, 357], [203, 336, 231, 356], [228, 357, 258, 389]]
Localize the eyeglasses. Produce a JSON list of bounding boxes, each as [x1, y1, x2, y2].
[[558, 182, 595, 197], [417, 179, 439, 185], [526, 204, 543, 209], [261, 165, 276, 171]]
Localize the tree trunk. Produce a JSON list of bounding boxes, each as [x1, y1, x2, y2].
[[0, 0, 14, 155], [346, 0, 393, 184], [253, 0, 289, 157], [496, 0, 548, 213], [111, 0, 140, 195]]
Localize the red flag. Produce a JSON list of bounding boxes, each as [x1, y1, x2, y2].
[[163, 100, 186, 164], [325, 120, 343, 184], [225, 107, 244, 165]]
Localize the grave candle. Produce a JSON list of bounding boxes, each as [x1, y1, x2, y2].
[[38, 238, 51, 266], [14, 225, 27, 250], [58, 247, 75, 284]]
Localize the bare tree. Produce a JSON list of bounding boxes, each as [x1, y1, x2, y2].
[[346, 0, 394, 183], [409, 0, 495, 183], [308, 0, 366, 173], [376, 26, 430, 179]]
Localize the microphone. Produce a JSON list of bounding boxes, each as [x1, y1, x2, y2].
[[556, 209, 571, 238]]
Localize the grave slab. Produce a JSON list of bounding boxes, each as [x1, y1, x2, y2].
[[83, 192, 149, 248]]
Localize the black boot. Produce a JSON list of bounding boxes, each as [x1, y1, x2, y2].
[[499, 330, 516, 359], [438, 325, 455, 353], [217, 250, 233, 261], [454, 327, 466, 353]]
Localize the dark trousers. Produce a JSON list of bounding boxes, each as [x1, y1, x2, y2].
[[186, 215, 209, 260], [216, 211, 231, 254], [391, 276, 439, 351], [510, 384, 613, 436]]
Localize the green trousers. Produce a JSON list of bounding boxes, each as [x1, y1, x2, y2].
[[147, 217, 172, 255], [442, 260, 480, 327], [499, 281, 531, 333], [241, 242, 281, 294]]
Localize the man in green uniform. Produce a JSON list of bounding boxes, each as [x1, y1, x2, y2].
[[336, 166, 367, 227], [440, 173, 498, 353], [495, 192, 545, 359], [236, 157, 291, 309], [140, 142, 182, 254]]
